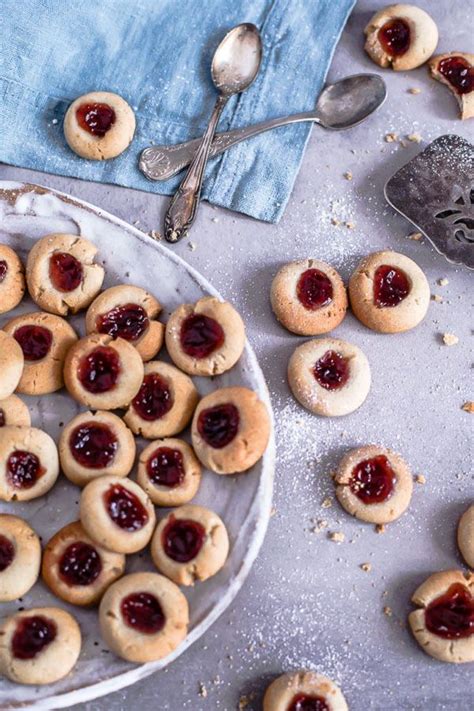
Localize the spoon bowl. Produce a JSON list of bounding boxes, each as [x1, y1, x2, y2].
[[211, 23, 262, 95], [316, 73, 387, 130]]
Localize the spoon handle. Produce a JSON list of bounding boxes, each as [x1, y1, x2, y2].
[[140, 110, 319, 182], [164, 95, 228, 243]]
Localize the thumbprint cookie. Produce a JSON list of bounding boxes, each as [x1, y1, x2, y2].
[[0, 426, 59, 502], [0, 244, 25, 315], [0, 331, 24, 400], [430, 53, 474, 120], [0, 395, 31, 428], [0, 515, 41, 602], [137, 438, 202, 506], [263, 671, 348, 711], [457, 504, 474, 568]]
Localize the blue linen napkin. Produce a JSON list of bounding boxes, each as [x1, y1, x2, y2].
[[0, 0, 355, 223]]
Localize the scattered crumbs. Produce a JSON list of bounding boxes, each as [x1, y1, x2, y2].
[[408, 87, 421, 94], [331, 217, 340, 226], [270, 506, 277, 517], [188, 241, 196, 251], [383, 606, 393, 617], [407, 231, 422, 241], [385, 132, 398, 143], [442, 333, 459, 346], [407, 132, 422, 143], [345, 220, 356, 229], [360, 563, 372, 572], [311, 519, 328, 533], [438, 277, 449, 286], [321, 497, 333, 509], [211, 217, 219, 223], [51, 118, 58, 124], [431, 294, 443, 303], [375, 524, 386, 534], [344, 171, 353, 181], [461, 401, 474, 414], [239, 693, 256, 710], [199, 683, 207, 698], [415, 474, 426, 485], [148, 229, 162, 241], [329, 531, 345, 544]]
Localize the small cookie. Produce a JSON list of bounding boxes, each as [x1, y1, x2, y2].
[[123, 361, 198, 439], [0, 515, 41, 602], [0, 244, 25, 314], [165, 296, 245, 376], [0, 607, 81, 685], [409, 570, 474, 663], [349, 251, 430, 333], [137, 438, 202, 506], [86, 285, 164, 361], [191, 386, 271, 475], [335, 445, 413, 524], [364, 4, 438, 71], [59, 410, 136, 487], [0, 331, 24, 400], [263, 671, 348, 711], [3, 311, 77, 395], [0, 426, 59, 502], [429, 53, 474, 120], [270, 259, 348, 335], [151, 505, 229, 586], [64, 333, 144, 410], [80, 475, 156, 554], [288, 338, 371, 417], [99, 571, 188, 663], [64, 91, 136, 160], [457, 504, 474, 568], [0, 395, 31, 428], [42, 521, 125, 606]]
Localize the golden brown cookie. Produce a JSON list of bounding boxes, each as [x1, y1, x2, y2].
[[457, 504, 474, 568], [0, 331, 24, 400], [0, 395, 31, 428], [137, 438, 202, 506], [0, 514, 41, 602], [429, 53, 474, 120], [0, 244, 25, 315], [263, 671, 348, 711], [0, 426, 59, 501]]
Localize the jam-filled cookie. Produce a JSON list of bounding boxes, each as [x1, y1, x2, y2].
[[26, 233, 104, 315], [0, 244, 25, 315], [191, 386, 270, 475], [349, 251, 430, 333], [42, 521, 125, 607], [99, 571, 188, 663], [59, 410, 136, 487], [124, 361, 198, 439], [334, 445, 413, 524], [137, 438, 202, 506], [86, 285, 164, 361], [457, 504, 474, 568], [0, 426, 59, 501], [0, 395, 31, 428], [3, 311, 77, 395], [64, 333, 144, 409], [166, 296, 245, 376], [429, 53, 474, 120], [288, 338, 371, 417], [0, 331, 24, 400], [0, 515, 41, 602], [263, 671, 348, 711], [80, 475, 156, 554], [0, 607, 81, 685], [270, 259, 348, 336], [151, 505, 229, 586], [64, 91, 136, 160], [409, 570, 474, 663], [364, 4, 438, 71]]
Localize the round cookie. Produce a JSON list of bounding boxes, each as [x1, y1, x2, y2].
[[364, 4, 438, 71], [334, 445, 413, 524], [288, 338, 371, 417], [0, 331, 24, 400], [263, 671, 348, 711], [0, 607, 81, 685], [191, 386, 271, 475], [0, 395, 31, 428], [99, 571, 188, 663], [137, 438, 202, 506], [123, 361, 198, 439], [80, 475, 156, 554], [270, 259, 348, 335], [0, 244, 25, 315], [64, 333, 144, 409], [165, 296, 245, 376], [42, 521, 125, 606], [429, 53, 474, 120], [0, 515, 41, 602], [26, 233, 105, 315], [0, 426, 59, 502], [408, 570, 474, 663], [64, 91, 136, 160], [457, 504, 474, 568], [86, 284, 164, 361], [348, 251, 430, 334], [59, 410, 136, 487], [3, 311, 78, 395]]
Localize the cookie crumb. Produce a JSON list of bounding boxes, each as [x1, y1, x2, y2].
[[431, 294, 443, 303], [407, 132, 422, 143], [345, 220, 356, 229], [331, 217, 340, 226], [408, 87, 421, 94], [442, 333, 459, 346], [360, 562, 372, 572], [199, 683, 207, 698], [385, 132, 398, 143], [188, 241, 197, 251], [329, 531, 345, 543], [407, 231, 423, 241], [383, 606, 393, 617], [375, 524, 386, 534], [311, 520, 328, 533], [239, 694, 255, 710], [461, 401, 474, 414], [211, 217, 219, 223], [148, 229, 162, 241], [415, 474, 426, 485], [344, 171, 353, 181], [438, 277, 449, 286], [321, 497, 333, 509], [270, 506, 277, 517]]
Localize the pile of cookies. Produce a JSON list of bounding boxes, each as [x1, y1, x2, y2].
[[0, 235, 270, 685]]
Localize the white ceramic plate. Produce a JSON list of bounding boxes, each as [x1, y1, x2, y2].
[[0, 182, 275, 710]]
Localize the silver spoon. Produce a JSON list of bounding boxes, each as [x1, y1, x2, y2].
[[164, 23, 262, 243], [141, 74, 387, 183]]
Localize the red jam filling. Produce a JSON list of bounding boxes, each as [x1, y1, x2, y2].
[[121, 592, 165, 634], [378, 18, 410, 57], [374, 265, 410, 307], [49, 252, 83, 292], [289, 695, 329, 711], [350, 455, 396, 504], [69, 422, 118, 469], [0, 534, 15, 572], [14, 325, 53, 361], [162, 517, 205, 563], [7, 451, 45, 489], [59, 542, 102, 586], [0, 260, 8, 283], [76, 102, 116, 137], [96, 303, 149, 342], [313, 350, 349, 390], [11, 616, 57, 660], [78, 346, 120, 394], [296, 268, 333, 310], [438, 56, 473, 95], [180, 314, 225, 358], [104, 484, 148, 531], [197, 403, 239, 449], [147, 447, 185, 488], [131, 372, 173, 421], [425, 583, 474, 639], [0, 409, 5, 427]]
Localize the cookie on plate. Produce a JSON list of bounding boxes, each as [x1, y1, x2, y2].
[[137, 438, 202, 506], [263, 671, 348, 711], [0, 244, 25, 315], [429, 53, 474, 120], [0, 331, 24, 400], [0, 426, 59, 502], [457, 504, 474, 568], [0, 395, 30, 428], [0, 515, 41, 602]]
